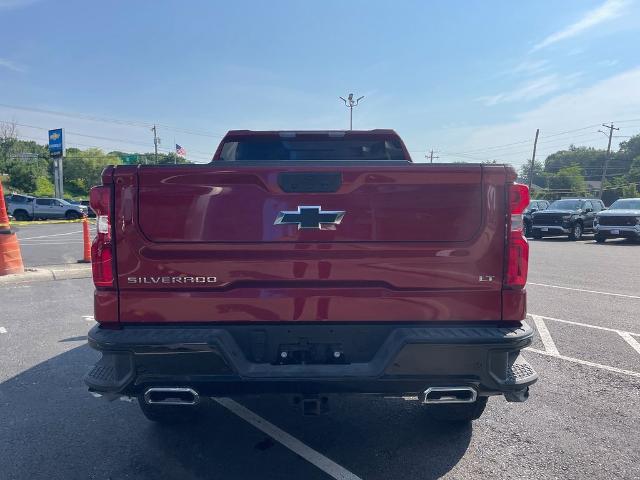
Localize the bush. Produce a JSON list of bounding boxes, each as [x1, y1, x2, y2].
[[33, 176, 55, 197]]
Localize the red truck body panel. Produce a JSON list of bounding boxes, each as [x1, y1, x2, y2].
[[104, 163, 519, 324]]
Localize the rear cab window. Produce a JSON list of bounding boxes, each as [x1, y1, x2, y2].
[[215, 131, 411, 162]]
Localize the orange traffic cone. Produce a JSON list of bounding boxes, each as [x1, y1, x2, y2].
[[0, 177, 25, 276], [78, 213, 91, 263]]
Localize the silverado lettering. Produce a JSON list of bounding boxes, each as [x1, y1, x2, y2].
[[127, 276, 218, 284], [85, 129, 538, 424]]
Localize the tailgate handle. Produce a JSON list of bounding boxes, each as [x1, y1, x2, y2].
[[278, 172, 342, 193]]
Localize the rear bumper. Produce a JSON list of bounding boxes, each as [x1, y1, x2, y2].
[[85, 322, 538, 401]]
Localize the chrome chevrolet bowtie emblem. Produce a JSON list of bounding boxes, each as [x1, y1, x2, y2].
[[274, 206, 345, 230]]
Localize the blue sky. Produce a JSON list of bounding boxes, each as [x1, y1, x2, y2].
[[1, 0, 640, 166]]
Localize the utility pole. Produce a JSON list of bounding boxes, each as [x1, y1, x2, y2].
[[151, 125, 159, 164], [339, 93, 365, 130], [426, 149, 439, 164], [529, 128, 540, 189], [599, 122, 619, 199]]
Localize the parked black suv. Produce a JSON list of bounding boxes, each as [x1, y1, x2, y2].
[[531, 198, 605, 240], [523, 200, 550, 237]]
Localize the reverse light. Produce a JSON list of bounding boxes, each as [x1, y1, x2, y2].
[[89, 185, 113, 288], [505, 183, 530, 289]]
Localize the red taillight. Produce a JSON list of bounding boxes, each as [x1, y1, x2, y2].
[[505, 183, 530, 289], [506, 231, 529, 287], [510, 183, 530, 215], [89, 185, 113, 288]]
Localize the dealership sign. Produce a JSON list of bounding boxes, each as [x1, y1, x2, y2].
[[48, 128, 64, 157]]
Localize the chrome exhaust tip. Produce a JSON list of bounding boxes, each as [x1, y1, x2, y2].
[[143, 387, 199, 406], [423, 386, 477, 404]]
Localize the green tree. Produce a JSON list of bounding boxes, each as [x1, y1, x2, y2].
[[63, 148, 121, 197], [33, 176, 55, 197], [627, 157, 640, 183], [621, 183, 639, 198], [544, 146, 606, 181], [518, 160, 545, 186], [546, 165, 587, 197]]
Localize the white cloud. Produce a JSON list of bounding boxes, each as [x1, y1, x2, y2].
[[0, 58, 25, 72], [477, 73, 582, 106], [597, 59, 619, 67], [458, 67, 640, 167], [531, 0, 630, 52], [507, 59, 550, 76]]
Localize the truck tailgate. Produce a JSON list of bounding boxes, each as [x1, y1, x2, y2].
[[113, 164, 508, 323]]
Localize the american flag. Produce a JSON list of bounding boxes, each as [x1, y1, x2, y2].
[[175, 144, 186, 157]]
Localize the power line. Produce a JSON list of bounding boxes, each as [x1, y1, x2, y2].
[[1, 120, 214, 162], [6, 132, 213, 163], [447, 123, 603, 156], [0, 103, 226, 138], [426, 149, 439, 163]]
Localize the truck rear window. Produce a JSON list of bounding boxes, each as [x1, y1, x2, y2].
[[218, 137, 407, 161]]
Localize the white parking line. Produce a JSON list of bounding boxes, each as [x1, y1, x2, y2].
[[530, 314, 640, 337], [214, 397, 362, 480], [0, 327, 7, 334], [20, 242, 86, 245], [619, 332, 640, 356], [528, 282, 640, 300], [525, 347, 640, 379], [531, 315, 560, 356], [19, 231, 83, 240], [82, 315, 95, 322]]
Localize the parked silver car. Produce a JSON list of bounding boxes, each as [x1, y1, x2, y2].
[[5, 194, 88, 220]]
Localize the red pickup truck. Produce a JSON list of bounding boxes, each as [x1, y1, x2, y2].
[[85, 129, 537, 423]]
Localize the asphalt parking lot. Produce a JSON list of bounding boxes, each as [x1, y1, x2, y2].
[[1, 233, 639, 479], [12, 222, 96, 267]]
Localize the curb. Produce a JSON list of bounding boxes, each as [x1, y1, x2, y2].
[[0, 263, 92, 285], [11, 219, 95, 226]]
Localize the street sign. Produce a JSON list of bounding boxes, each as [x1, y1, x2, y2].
[[48, 129, 64, 157], [10, 153, 39, 162], [121, 154, 138, 165]]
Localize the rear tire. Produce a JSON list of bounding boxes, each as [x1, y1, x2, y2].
[[569, 222, 583, 241], [137, 395, 201, 424], [424, 397, 488, 423], [595, 234, 606, 243], [13, 210, 31, 221]]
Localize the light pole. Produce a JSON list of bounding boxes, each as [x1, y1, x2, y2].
[[339, 93, 364, 130]]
